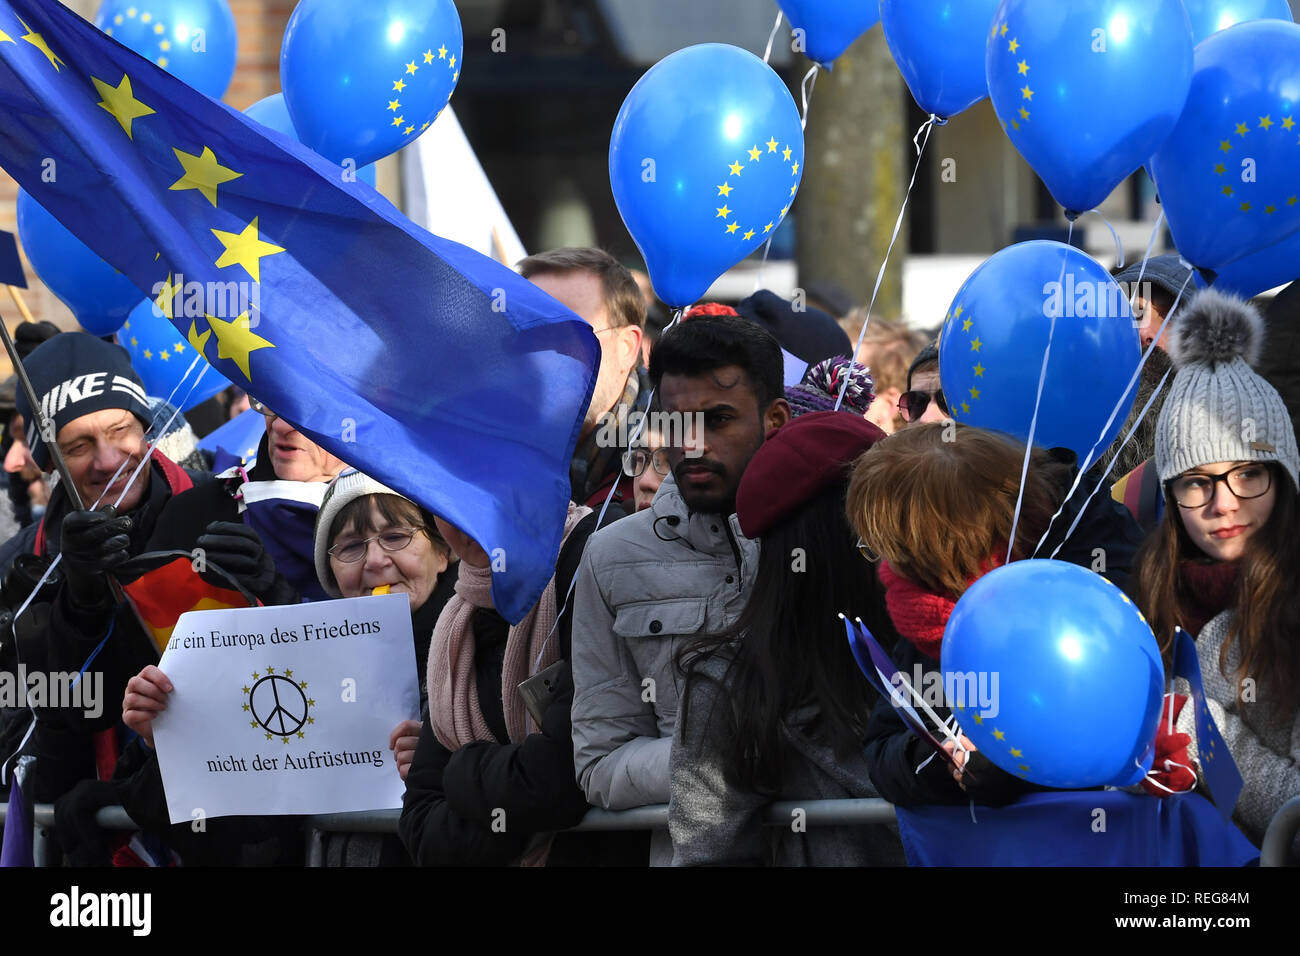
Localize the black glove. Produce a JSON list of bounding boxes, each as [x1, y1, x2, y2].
[[59, 507, 132, 610], [53, 777, 122, 866], [195, 521, 298, 606]]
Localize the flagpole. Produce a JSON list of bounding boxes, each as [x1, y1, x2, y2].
[[3, 286, 85, 510]]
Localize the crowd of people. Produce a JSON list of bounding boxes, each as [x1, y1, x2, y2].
[[0, 245, 1297, 867]]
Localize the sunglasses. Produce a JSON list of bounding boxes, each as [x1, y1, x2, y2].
[[898, 388, 949, 423]]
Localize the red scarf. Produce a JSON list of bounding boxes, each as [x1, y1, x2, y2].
[[877, 556, 1004, 660], [1178, 559, 1240, 637]]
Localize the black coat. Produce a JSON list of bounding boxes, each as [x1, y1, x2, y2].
[[399, 512, 649, 866]]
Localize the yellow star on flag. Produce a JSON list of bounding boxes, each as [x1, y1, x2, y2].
[[748, 145, 762, 161], [0, 28, 11, 43], [18, 17, 63, 71], [449, 55, 456, 70], [783, 146, 792, 161], [1021, 85, 1034, 101], [962, 318, 972, 332], [207, 312, 275, 379], [92, 74, 155, 139], [1219, 140, 1232, 152], [1240, 201, 1251, 211], [1214, 163, 1225, 175], [1019, 107, 1030, 121], [1000, 24, 1008, 37], [766, 137, 779, 152], [424, 50, 434, 64], [971, 337, 983, 352], [1289, 196, 1298, 206], [155, 272, 181, 320], [1017, 60, 1029, 75], [993, 728, 1005, 740], [763, 221, 773, 233], [729, 161, 743, 176], [1259, 115, 1273, 130], [170, 146, 242, 207], [1010, 748, 1022, 757], [211, 216, 286, 283], [405, 125, 414, 135], [725, 222, 738, 234], [970, 386, 981, 400], [743, 229, 755, 240], [961, 401, 970, 414], [1282, 116, 1295, 130], [973, 363, 985, 377], [1222, 185, 1234, 196], [388, 99, 400, 111], [1008, 38, 1019, 53], [159, 350, 170, 361], [392, 115, 405, 127], [717, 182, 732, 197], [716, 205, 731, 218], [438, 45, 447, 58], [187, 320, 211, 353], [1236, 121, 1249, 136], [791, 162, 799, 175], [405, 61, 418, 75], [393, 79, 406, 91]]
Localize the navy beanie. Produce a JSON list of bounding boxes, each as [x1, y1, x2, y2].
[[15, 332, 151, 469], [735, 289, 853, 366]]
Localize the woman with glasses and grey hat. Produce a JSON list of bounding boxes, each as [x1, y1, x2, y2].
[[1132, 289, 1300, 858]]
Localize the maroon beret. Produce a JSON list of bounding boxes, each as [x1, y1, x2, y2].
[[736, 410, 887, 538]]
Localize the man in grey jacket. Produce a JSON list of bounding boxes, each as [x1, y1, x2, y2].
[[570, 314, 790, 862]]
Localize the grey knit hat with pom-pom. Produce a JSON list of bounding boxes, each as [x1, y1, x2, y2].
[[1154, 288, 1299, 490]]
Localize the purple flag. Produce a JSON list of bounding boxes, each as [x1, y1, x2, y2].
[[1, 761, 34, 868]]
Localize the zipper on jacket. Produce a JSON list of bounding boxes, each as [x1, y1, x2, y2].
[[723, 521, 743, 592]]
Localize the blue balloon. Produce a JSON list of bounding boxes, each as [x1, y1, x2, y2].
[[118, 299, 230, 410], [939, 241, 1141, 462], [942, 560, 1164, 789], [281, 0, 462, 167], [244, 93, 376, 188], [776, 0, 880, 66], [610, 44, 804, 308], [96, 0, 237, 99], [987, 0, 1194, 215], [1183, 0, 1294, 44], [16, 190, 142, 337], [1150, 20, 1300, 298], [879, 0, 1002, 119]]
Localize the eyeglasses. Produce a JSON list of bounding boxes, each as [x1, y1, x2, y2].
[[1167, 463, 1272, 509], [328, 528, 423, 563], [622, 447, 672, 478], [898, 389, 949, 423], [856, 537, 879, 562], [250, 399, 278, 422]]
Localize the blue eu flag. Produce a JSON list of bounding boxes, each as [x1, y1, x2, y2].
[[0, 0, 598, 622]]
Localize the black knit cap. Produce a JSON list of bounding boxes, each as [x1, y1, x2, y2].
[[906, 339, 939, 391], [15, 332, 151, 469]]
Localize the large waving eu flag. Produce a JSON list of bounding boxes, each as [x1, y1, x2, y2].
[[0, 0, 598, 622]]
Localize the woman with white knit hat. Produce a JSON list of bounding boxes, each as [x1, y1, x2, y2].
[[1132, 288, 1300, 857]]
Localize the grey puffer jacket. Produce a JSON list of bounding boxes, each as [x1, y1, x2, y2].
[[670, 654, 905, 867], [570, 474, 758, 861], [1177, 608, 1300, 858]]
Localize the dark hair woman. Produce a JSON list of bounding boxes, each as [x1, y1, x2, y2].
[[669, 411, 905, 865], [1132, 289, 1300, 855]]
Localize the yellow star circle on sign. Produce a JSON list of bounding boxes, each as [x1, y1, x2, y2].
[[92, 74, 155, 139]]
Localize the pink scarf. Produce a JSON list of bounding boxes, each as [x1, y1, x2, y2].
[[427, 503, 590, 750]]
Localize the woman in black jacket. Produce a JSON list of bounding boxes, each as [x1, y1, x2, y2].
[[398, 501, 645, 866]]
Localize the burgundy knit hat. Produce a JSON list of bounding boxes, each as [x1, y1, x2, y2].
[[736, 410, 886, 538]]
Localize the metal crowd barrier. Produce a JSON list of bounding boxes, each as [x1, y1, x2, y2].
[[3, 797, 1297, 866]]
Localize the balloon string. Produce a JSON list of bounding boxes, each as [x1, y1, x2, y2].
[[763, 9, 784, 64], [1030, 210, 1168, 553], [1073, 207, 1126, 269], [1006, 220, 1074, 563], [1127, 208, 1167, 317], [834, 114, 936, 412], [1035, 267, 1195, 558], [1046, 365, 1173, 560], [799, 64, 819, 131]]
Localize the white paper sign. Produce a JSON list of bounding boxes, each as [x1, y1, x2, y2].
[[152, 594, 419, 824]]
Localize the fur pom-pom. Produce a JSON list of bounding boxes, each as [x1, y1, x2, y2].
[[1166, 287, 1264, 369]]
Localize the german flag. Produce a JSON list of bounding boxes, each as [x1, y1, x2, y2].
[[117, 552, 256, 655]]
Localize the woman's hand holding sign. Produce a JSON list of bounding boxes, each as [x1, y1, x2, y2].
[[123, 664, 174, 749]]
